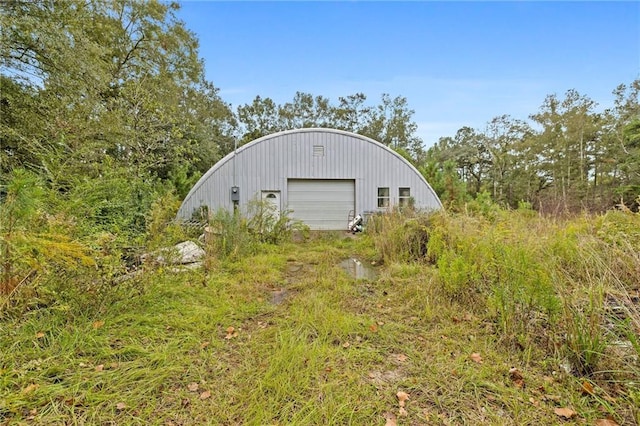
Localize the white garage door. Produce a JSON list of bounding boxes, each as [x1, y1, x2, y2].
[[287, 179, 355, 230]]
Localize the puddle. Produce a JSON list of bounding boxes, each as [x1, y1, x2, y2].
[[339, 258, 379, 281], [286, 262, 304, 274], [270, 289, 289, 305]]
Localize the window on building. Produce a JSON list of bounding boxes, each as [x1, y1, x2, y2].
[[313, 145, 325, 157], [399, 187, 411, 207], [377, 187, 390, 208]]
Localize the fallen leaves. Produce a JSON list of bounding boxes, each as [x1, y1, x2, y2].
[[581, 380, 595, 396], [542, 394, 561, 403], [554, 407, 577, 419], [383, 412, 397, 426], [396, 391, 410, 417], [199, 390, 211, 400], [396, 391, 409, 407], [115, 402, 126, 411], [95, 364, 104, 372], [509, 367, 525, 389], [470, 352, 483, 364], [92, 320, 104, 329], [187, 382, 199, 392], [594, 419, 619, 426], [35, 331, 45, 339], [224, 326, 238, 340], [395, 353, 408, 363], [452, 313, 473, 323]]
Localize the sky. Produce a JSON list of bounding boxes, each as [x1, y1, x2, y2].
[[176, 1, 640, 148]]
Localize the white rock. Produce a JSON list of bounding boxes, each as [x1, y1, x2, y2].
[[144, 241, 205, 265], [174, 241, 205, 264]]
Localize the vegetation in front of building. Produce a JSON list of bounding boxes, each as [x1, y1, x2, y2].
[[2, 192, 639, 424]]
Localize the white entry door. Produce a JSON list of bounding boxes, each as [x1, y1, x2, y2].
[[287, 179, 355, 230], [261, 191, 281, 220]]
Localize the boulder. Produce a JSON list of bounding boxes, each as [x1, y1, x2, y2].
[[143, 241, 205, 265], [173, 241, 205, 264]]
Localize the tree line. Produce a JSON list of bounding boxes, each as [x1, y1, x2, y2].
[[424, 84, 640, 212]]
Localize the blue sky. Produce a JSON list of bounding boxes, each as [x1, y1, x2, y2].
[[177, 1, 640, 147]]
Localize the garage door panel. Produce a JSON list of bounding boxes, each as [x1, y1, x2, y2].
[[287, 179, 354, 230]]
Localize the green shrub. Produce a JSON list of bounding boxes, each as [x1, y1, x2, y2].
[[205, 199, 307, 261], [245, 199, 307, 245], [1, 169, 94, 298], [145, 190, 191, 250], [367, 208, 433, 264], [488, 243, 560, 344], [464, 190, 502, 221]]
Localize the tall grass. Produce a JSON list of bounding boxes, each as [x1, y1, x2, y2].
[[370, 204, 639, 386], [205, 199, 308, 262], [2, 197, 639, 424]]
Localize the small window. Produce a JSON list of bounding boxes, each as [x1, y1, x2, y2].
[[313, 145, 325, 157], [377, 187, 390, 208], [399, 187, 411, 207]]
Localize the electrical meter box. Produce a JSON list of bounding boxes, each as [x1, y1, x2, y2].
[[230, 186, 240, 202]]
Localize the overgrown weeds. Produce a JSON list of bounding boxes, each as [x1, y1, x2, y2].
[[368, 203, 640, 422], [2, 199, 640, 424], [204, 198, 307, 261], [367, 207, 432, 264]]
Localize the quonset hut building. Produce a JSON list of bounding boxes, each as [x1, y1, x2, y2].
[[177, 128, 442, 230]]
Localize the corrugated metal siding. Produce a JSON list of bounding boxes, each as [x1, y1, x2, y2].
[[177, 128, 442, 228]]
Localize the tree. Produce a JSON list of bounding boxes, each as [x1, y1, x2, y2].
[[1, 0, 236, 234], [1, 0, 235, 193], [235, 92, 426, 162], [360, 94, 425, 161], [600, 80, 640, 208], [529, 89, 600, 209], [236, 96, 282, 145], [484, 115, 535, 206], [279, 92, 333, 130]]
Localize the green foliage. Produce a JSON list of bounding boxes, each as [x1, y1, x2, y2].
[[205, 200, 306, 261], [464, 190, 502, 220], [60, 167, 161, 240], [244, 199, 299, 244], [420, 159, 469, 210], [367, 208, 432, 264], [205, 209, 254, 261], [0, 0, 234, 190], [237, 92, 425, 161], [488, 244, 560, 343], [145, 191, 190, 250], [0, 169, 93, 295], [426, 213, 494, 303], [2, 213, 640, 424], [2, 3, 640, 419], [423, 80, 640, 211]]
